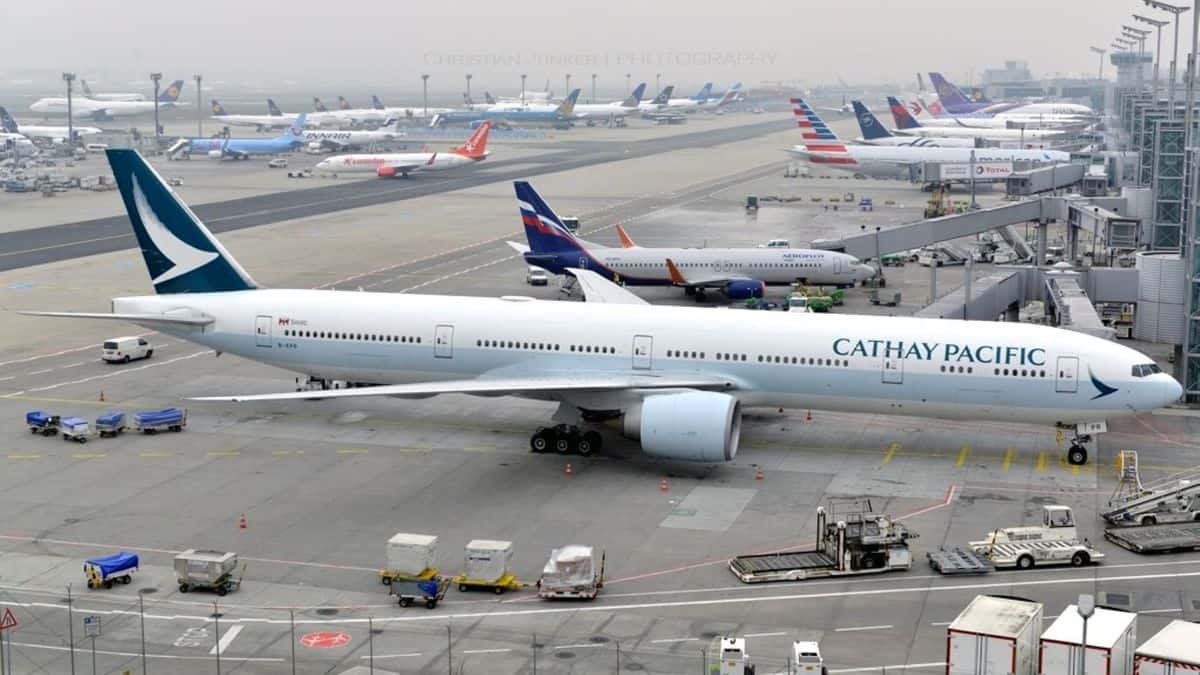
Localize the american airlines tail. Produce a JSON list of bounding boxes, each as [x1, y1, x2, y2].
[[158, 80, 185, 104], [790, 98, 849, 154], [887, 96, 923, 130], [851, 101, 892, 139], [452, 121, 491, 160]]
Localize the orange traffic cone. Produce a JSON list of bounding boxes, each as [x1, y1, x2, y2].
[[565, 463, 574, 478], [756, 467, 765, 481], [98, 390, 105, 402], [805, 409, 813, 422], [238, 513, 247, 530], [659, 478, 669, 493]]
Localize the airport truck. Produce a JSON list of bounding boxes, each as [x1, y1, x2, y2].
[[1038, 605, 1136, 675], [729, 499, 915, 583], [1135, 621, 1200, 675], [969, 505, 1104, 570], [948, 595, 1042, 675], [1102, 479, 1200, 526]]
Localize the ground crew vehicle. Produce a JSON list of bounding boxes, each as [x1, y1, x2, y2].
[[969, 505, 1103, 569], [391, 577, 449, 609], [26, 410, 60, 436], [175, 550, 243, 596], [730, 499, 915, 582], [716, 637, 756, 675], [85, 552, 138, 589], [134, 407, 186, 433], [95, 411, 126, 437], [793, 641, 826, 674], [538, 546, 604, 600], [102, 336, 152, 363], [1102, 479, 1200, 526], [60, 417, 91, 443]]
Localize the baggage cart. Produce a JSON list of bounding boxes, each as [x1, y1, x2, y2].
[[85, 552, 139, 589], [61, 416, 91, 443], [380, 532, 438, 584], [175, 549, 242, 596], [451, 573, 523, 595], [134, 407, 186, 434], [391, 577, 449, 609], [26, 410, 60, 436], [453, 539, 522, 594], [538, 546, 604, 600], [96, 411, 126, 437]]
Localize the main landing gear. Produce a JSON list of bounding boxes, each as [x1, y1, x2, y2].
[[1067, 435, 1090, 466], [530, 424, 603, 456]]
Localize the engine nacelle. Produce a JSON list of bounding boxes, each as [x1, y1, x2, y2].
[[622, 391, 741, 462], [376, 165, 398, 178], [207, 150, 223, 159], [725, 279, 765, 300]]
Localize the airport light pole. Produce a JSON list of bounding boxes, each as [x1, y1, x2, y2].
[[1123, 26, 1151, 91], [1076, 594, 1095, 675], [565, 73, 571, 98], [625, 73, 631, 96], [1134, 14, 1170, 99], [591, 73, 597, 103], [1182, 0, 1199, 157], [656, 72, 661, 96], [1143, 0, 1189, 119], [421, 74, 428, 119], [194, 74, 202, 137], [150, 72, 162, 150], [62, 72, 75, 149], [465, 73, 472, 103], [521, 73, 527, 106], [1090, 46, 1107, 81]]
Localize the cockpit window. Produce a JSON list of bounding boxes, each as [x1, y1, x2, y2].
[[1132, 363, 1162, 377]]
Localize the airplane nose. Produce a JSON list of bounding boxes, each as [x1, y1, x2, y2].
[[1163, 376, 1183, 405], [857, 264, 877, 280]]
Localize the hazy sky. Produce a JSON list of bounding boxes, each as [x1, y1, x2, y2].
[[0, 0, 1180, 91]]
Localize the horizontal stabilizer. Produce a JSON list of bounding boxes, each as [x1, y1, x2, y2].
[[565, 267, 647, 305], [17, 311, 214, 327]]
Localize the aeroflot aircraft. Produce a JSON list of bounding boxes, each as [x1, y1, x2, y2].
[[508, 182, 875, 299], [21, 150, 1182, 466]]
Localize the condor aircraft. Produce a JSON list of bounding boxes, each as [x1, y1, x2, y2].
[[19, 150, 1182, 465], [508, 182, 875, 299]]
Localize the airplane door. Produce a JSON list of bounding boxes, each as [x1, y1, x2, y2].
[[834, 257, 846, 275], [632, 335, 653, 370], [1055, 356, 1078, 393], [435, 324, 454, 359], [882, 356, 903, 384], [255, 315, 272, 348]]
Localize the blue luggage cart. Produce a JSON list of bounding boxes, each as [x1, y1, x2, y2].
[[96, 411, 127, 437], [134, 407, 187, 434], [26, 410, 60, 436], [85, 552, 139, 589]]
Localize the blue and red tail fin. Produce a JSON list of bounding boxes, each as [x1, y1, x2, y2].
[[790, 98, 847, 152], [887, 96, 922, 129], [852, 101, 891, 139], [514, 181, 583, 256], [158, 80, 184, 103]]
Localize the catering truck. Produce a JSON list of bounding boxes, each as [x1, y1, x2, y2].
[[947, 595, 1043, 675], [1134, 621, 1200, 675], [1038, 605, 1136, 675]]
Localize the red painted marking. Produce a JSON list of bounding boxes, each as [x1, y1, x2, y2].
[[0, 608, 18, 631], [300, 631, 351, 649]]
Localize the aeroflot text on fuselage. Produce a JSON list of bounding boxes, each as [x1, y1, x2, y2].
[[832, 339, 1046, 367]]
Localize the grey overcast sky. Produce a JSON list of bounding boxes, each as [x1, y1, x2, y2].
[[0, 0, 1180, 88]]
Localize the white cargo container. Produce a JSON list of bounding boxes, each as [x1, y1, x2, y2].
[[1038, 606, 1136, 675], [948, 595, 1043, 675], [464, 539, 513, 582], [1135, 621, 1200, 675], [385, 533, 438, 576]]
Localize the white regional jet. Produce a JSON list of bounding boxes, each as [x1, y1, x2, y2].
[[313, 121, 489, 177], [18, 149, 1183, 466], [786, 98, 1070, 179]]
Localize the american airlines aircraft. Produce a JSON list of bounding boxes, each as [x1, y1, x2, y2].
[[0, 106, 101, 142], [786, 99, 1070, 179], [507, 182, 875, 299], [313, 121, 490, 177], [30, 80, 184, 120], [20, 149, 1181, 465]]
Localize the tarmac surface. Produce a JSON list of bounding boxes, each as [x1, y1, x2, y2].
[[0, 112, 1197, 675]]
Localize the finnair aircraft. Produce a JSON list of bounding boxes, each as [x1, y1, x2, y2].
[[81, 80, 145, 102], [301, 118, 404, 152], [20, 149, 1181, 465], [0, 106, 101, 142], [885, 98, 1069, 147], [314, 121, 489, 177], [849, 101, 976, 148], [507, 182, 875, 299], [785, 99, 1070, 179], [30, 80, 184, 120]]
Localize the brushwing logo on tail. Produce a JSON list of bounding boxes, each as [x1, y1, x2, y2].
[[1089, 368, 1118, 400], [131, 174, 218, 284]]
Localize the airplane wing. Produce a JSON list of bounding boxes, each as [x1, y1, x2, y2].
[[664, 259, 749, 288], [564, 267, 647, 305], [191, 372, 734, 403]]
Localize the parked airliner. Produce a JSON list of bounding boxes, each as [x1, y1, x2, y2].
[[0, 106, 101, 142], [886, 98, 1068, 146], [508, 182, 875, 299], [20, 149, 1180, 465], [30, 80, 184, 120], [850, 101, 976, 148], [314, 121, 490, 177]]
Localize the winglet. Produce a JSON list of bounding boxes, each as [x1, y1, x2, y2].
[[616, 223, 637, 248], [665, 258, 688, 286]]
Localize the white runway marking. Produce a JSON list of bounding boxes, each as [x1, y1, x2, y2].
[[744, 632, 788, 638], [209, 624, 244, 655], [651, 637, 698, 644], [835, 625, 892, 633], [364, 652, 423, 659], [829, 662, 947, 673], [9, 640, 283, 663], [463, 648, 512, 654]]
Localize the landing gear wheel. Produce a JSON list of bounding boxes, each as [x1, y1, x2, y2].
[[530, 428, 554, 453], [398, 597, 412, 607], [1067, 445, 1087, 466], [578, 431, 601, 456], [553, 424, 576, 454], [554, 435, 572, 454], [493, 586, 505, 595]]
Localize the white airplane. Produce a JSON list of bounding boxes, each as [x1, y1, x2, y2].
[[787, 99, 1070, 179], [369, 95, 454, 120], [210, 99, 298, 132], [507, 182, 875, 299], [311, 96, 389, 127], [570, 83, 646, 120], [637, 87, 675, 112], [912, 99, 1092, 131], [314, 121, 489, 177], [884, 98, 1069, 147], [30, 80, 184, 120], [848, 102, 975, 148], [697, 83, 742, 111], [0, 106, 101, 142], [80, 80, 145, 102], [21, 149, 1182, 466], [1, 132, 37, 157], [301, 118, 404, 152]]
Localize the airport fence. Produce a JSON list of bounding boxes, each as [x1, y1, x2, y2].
[[0, 585, 812, 674]]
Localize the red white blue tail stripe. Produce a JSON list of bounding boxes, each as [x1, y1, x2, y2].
[[790, 98, 856, 165]]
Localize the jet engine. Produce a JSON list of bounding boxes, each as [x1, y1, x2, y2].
[[207, 150, 223, 159], [376, 166, 398, 178], [622, 391, 741, 462], [724, 279, 765, 300]]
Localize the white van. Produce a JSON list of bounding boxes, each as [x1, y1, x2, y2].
[[102, 336, 153, 363], [526, 266, 549, 286]]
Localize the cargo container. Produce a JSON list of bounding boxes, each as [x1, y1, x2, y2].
[[1134, 621, 1200, 675], [454, 539, 522, 594], [383, 533, 438, 580], [947, 595, 1043, 675], [1038, 606, 1136, 675], [538, 545, 604, 599]]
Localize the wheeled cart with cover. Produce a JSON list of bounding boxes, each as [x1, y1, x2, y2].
[[391, 577, 449, 609], [175, 549, 243, 596], [85, 552, 139, 589]]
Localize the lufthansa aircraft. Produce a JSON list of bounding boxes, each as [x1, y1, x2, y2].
[[19, 150, 1182, 466]]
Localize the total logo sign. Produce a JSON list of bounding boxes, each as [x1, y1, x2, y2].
[[940, 162, 1014, 180]]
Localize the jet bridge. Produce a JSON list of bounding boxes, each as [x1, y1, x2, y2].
[[1043, 270, 1114, 339]]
